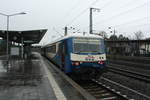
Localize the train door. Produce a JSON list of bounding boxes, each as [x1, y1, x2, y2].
[[61, 41, 67, 71], [58, 41, 67, 71]]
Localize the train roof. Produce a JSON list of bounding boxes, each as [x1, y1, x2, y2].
[[43, 33, 103, 47]]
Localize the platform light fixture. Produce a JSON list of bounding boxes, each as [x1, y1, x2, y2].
[[0, 12, 26, 62]]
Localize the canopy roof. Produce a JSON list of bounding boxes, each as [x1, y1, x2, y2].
[[0, 29, 47, 44]]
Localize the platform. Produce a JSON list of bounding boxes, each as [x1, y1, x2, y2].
[[0, 52, 88, 100]]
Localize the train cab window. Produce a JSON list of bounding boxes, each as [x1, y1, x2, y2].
[[73, 37, 103, 53]]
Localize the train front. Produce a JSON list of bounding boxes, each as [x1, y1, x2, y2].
[[70, 37, 107, 79]]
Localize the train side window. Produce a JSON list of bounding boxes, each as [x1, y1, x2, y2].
[[49, 44, 56, 53], [58, 43, 62, 55], [57, 41, 67, 55]]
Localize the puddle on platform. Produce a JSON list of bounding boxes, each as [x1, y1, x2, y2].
[[0, 60, 7, 72]]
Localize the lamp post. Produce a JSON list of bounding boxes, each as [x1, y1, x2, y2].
[[0, 12, 26, 62]]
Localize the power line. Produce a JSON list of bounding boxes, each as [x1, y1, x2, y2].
[[61, 0, 86, 24], [107, 0, 138, 12], [115, 22, 150, 35], [78, 0, 137, 31], [94, 1, 150, 26], [94, 0, 138, 19], [119, 22, 150, 29], [66, 0, 150, 35], [97, 0, 114, 10], [65, 0, 100, 26], [113, 16, 150, 27], [81, 17, 150, 34], [72, 0, 113, 29], [52, 27, 64, 37], [96, 15, 150, 30], [65, 0, 115, 32], [106, 22, 150, 34]]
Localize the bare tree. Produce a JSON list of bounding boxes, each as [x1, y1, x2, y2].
[[134, 31, 144, 40], [118, 34, 124, 40], [109, 34, 117, 40], [118, 34, 129, 40], [134, 31, 144, 56], [98, 31, 108, 39]]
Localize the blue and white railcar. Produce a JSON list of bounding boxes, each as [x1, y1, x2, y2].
[[43, 34, 107, 78]]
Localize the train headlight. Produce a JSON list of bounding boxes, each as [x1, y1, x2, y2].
[[80, 62, 83, 64], [98, 61, 104, 64], [72, 62, 80, 66]]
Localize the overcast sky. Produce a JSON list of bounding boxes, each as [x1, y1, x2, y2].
[[0, 0, 150, 45]]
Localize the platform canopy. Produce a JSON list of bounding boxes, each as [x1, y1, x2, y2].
[[0, 29, 47, 44]]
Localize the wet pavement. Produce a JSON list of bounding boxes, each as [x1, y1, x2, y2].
[[0, 53, 88, 100], [0, 54, 57, 100]]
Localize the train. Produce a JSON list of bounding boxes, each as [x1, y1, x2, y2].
[[42, 34, 107, 79]]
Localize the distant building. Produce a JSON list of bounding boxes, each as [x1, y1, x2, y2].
[[105, 39, 150, 56]]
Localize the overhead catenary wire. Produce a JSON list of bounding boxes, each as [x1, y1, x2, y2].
[[116, 22, 150, 36], [112, 15, 150, 28], [102, 22, 150, 36], [71, 0, 114, 29], [52, 27, 64, 37], [65, 0, 100, 26], [94, 0, 139, 21], [77, 0, 139, 32], [62, 0, 150, 36], [100, 0, 139, 13], [118, 22, 150, 29], [81, 15, 150, 35], [96, 15, 150, 30], [94, 1, 150, 26], [61, 0, 86, 24], [63, 0, 119, 33]]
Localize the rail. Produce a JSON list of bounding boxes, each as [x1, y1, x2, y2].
[[100, 77, 150, 100], [107, 65, 150, 83]]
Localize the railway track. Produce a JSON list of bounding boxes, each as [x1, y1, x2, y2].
[[76, 79, 132, 100], [45, 57, 132, 100], [99, 77, 150, 100], [107, 55, 150, 64], [45, 57, 150, 100], [107, 65, 150, 83], [108, 59, 150, 70]]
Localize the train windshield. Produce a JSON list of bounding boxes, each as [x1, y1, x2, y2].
[[73, 37, 104, 53]]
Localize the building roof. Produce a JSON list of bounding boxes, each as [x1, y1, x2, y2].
[[0, 29, 47, 44], [105, 39, 150, 44]]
